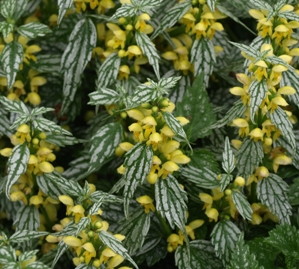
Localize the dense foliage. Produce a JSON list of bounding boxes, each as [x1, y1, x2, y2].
[[1, 0, 299, 268]]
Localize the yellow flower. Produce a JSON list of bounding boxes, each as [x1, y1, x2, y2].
[[158, 161, 179, 179], [127, 109, 144, 121], [273, 154, 292, 172], [63, 236, 82, 247], [185, 219, 204, 239], [82, 242, 97, 264], [181, 13, 196, 33], [38, 161, 54, 173], [126, 45, 142, 60], [118, 65, 130, 80], [199, 193, 213, 210], [135, 13, 153, 34], [136, 195, 155, 213], [107, 254, 124, 269], [205, 208, 219, 222], [146, 132, 163, 150], [71, 205, 85, 223], [249, 128, 264, 141], [167, 233, 183, 252]]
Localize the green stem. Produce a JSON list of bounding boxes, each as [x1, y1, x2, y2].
[[155, 211, 172, 237]]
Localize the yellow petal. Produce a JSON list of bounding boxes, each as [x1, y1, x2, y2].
[[63, 236, 82, 247], [249, 9, 265, 20]]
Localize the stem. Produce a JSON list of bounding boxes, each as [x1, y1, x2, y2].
[[155, 211, 172, 237]]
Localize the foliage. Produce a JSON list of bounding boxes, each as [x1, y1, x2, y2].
[[1, 0, 299, 269]]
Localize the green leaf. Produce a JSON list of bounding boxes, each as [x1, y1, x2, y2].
[[189, 149, 220, 172], [2, 262, 19, 269], [231, 190, 253, 221], [228, 233, 263, 269], [0, 0, 16, 18], [118, 208, 151, 255], [88, 122, 123, 173], [229, 42, 258, 58], [280, 11, 299, 22], [151, 1, 191, 39], [207, 0, 216, 12], [222, 137, 235, 174], [181, 165, 220, 189], [33, 117, 72, 136], [190, 38, 215, 85], [12, 0, 29, 20], [98, 230, 138, 269], [31, 54, 61, 74], [88, 88, 121, 106], [25, 262, 51, 269], [176, 73, 215, 142], [288, 178, 299, 206], [109, 3, 138, 21], [211, 220, 241, 266], [0, 41, 24, 89], [0, 22, 14, 38], [5, 143, 30, 199], [44, 172, 82, 197], [88, 191, 122, 215], [60, 18, 96, 113], [210, 100, 246, 129], [51, 241, 69, 268], [0, 109, 13, 137], [135, 31, 160, 79], [268, 107, 295, 150], [62, 155, 90, 181], [219, 174, 233, 192], [17, 22, 51, 39], [155, 175, 187, 230], [75, 217, 91, 236], [96, 53, 121, 89], [175, 240, 223, 269], [0, 246, 16, 263], [14, 205, 40, 230], [132, 0, 162, 11], [45, 134, 82, 147], [236, 138, 264, 178], [58, 0, 74, 24], [36, 174, 63, 200], [9, 115, 31, 130], [130, 83, 159, 106], [9, 230, 48, 243], [248, 79, 267, 124], [0, 97, 28, 115], [30, 107, 54, 116], [122, 143, 153, 218], [249, 0, 273, 12], [265, 224, 299, 259], [257, 173, 292, 224], [281, 67, 299, 109], [18, 250, 39, 263]]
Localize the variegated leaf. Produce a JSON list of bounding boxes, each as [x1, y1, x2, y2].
[[109, 4, 138, 21], [98, 230, 138, 268], [130, 83, 159, 106], [33, 117, 72, 136], [0, 22, 14, 38], [96, 53, 121, 89], [0, 41, 24, 89], [122, 143, 153, 218], [45, 133, 82, 147], [31, 54, 61, 74], [14, 205, 40, 230], [0, 96, 29, 115], [52, 241, 69, 268], [135, 31, 160, 79], [17, 22, 52, 39], [257, 173, 292, 224], [219, 174, 233, 192], [249, 0, 273, 11], [281, 68, 299, 109], [155, 174, 188, 230], [211, 220, 241, 266], [88, 88, 121, 105], [36, 174, 63, 200], [229, 41, 259, 58], [0, 0, 16, 19], [0, 245, 16, 263], [207, 0, 216, 12], [222, 137, 235, 174], [58, 0, 74, 24], [60, 18, 96, 114], [190, 37, 215, 85], [9, 230, 48, 243], [248, 79, 267, 123], [5, 143, 29, 199], [75, 217, 91, 236], [280, 11, 299, 22], [89, 122, 123, 173], [269, 107, 296, 150], [231, 190, 253, 221]]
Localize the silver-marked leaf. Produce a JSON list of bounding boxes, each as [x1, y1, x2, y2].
[[89, 191, 123, 215], [96, 53, 121, 89], [75, 217, 91, 236], [211, 220, 241, 266], [222, 137, 235, 174], [31, 54, 61, 74], [88, 122, 123, 173], [257, 173, 292, 224], [33, 117, 72, 136], [191, 37, 215, 85], [14, 205, 40, 230], [31, 107, 54, 116], [14, 0, 29, 20], [162, 111, 188, 144], [281, 68, 299, 109], [236, 138, 264, 177], [5, 143, 29, 199], [280, 11, 299, 22], [230, 41, 259, 58], [219, 174, 233, 192], [45, 134, 82, 147], [9, 230, 48, 243], [175, 240, 223, 269], [98, 230, 138, 269], [130, 83, 159, 105], [25, 261, 51, 269], [0, 245, 16, 263], [231, 190, 253, 221], [17, 22, 52, 39], [122, 143, 153, 218], [134, 0, 163, 10], [18, 250, 39, 263], [44, 172, 82, 197], [181, 165, 219, 189], [0, 0, 16, 18], [207, 0, 216, 12], [36, 174, 63, 200], [109, 4, 138, 21], [0, 96, 29, 115], [9, 115, 31, 130], [0, 41, 24, 89], [58, 0, 74, 24], [88, 88, 121, 105], [248, 79, 267, 124], [210, 100, 247, 129], [269, 107, 295, 150], [118, 208, 151, 256], [151, 1, 191, 39], [135, 31, 160, 79], [60, 18, 96, 113], [62, 155, 90, 181], [0, 22, 14, 38], [52, 241, 69, 268], [155, 174, 187, 230], [266, 55, 289, 67], [249, 0, 273, 11]]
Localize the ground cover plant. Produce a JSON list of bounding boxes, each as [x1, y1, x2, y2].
[[1, 0, 299, 268]]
